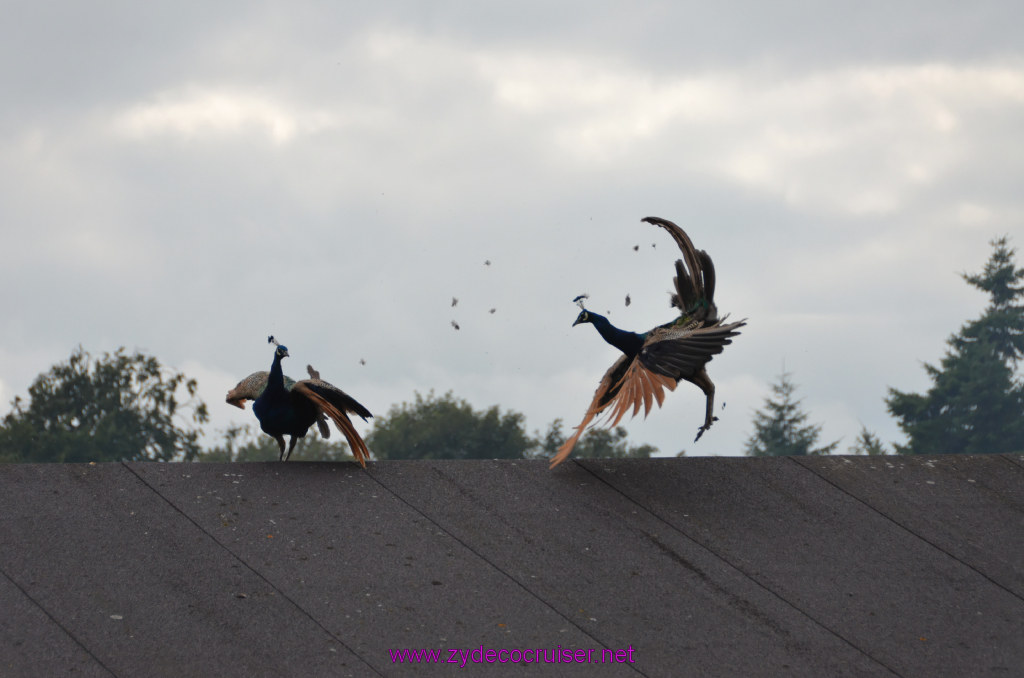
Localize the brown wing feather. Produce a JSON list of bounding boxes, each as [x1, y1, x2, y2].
[[603, 359, 678, 428], [699, 250, 716, 304], [300, 379, 372, 421], [303, 367, 331, 437], [292, 382, 371, 468], [643, 216, 718, 321], [226, 371, 301, 408], [550, 356, 676, 468], [550, 355, 629, 468], [225, 371, 269, 409]]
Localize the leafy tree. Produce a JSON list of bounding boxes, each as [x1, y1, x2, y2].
[[0, 347, 209, 463], [847, 425, 888, 456], [366, 390, 533, 460], [887, 236, 1024, 454], [744, 369, 839, 456], [526, 419, 657, 460], [198, 424, 358, 463]]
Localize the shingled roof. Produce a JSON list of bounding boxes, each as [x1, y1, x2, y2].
[[2, 455, 1022, 677]]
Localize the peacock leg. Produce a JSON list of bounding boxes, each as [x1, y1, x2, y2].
[[284, 436, 299, 462], [692, 370, 717, 442]]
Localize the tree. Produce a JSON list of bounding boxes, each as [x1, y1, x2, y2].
[[198, 424, 358, 463], [365, 391, 533, 460], [887, 236, 1024, 454], [0, 347, 209, 463], [847, 425, 888, 456], [527, 419, 657, 460], [744, 369, 839, 456]]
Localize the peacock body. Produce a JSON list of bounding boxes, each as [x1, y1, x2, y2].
[[551, 217, 746, 468], [227, 338, 372, 465]]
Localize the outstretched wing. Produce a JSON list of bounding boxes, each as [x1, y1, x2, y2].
[[551, 319, 746, 468], [292, 380, 373, 468], [639, 319, 746, 380], [226, 371, 297, 409], [549, 355, 677, 469]]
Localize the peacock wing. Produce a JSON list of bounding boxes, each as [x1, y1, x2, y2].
[[551, 353, 677, 468], [643, 216, 718, 321], [297, 379, 372, 421], [226, 371, 298, 409], [291, 380, 372, 468], [639, 319, 746, 381], [304, 366, 329, 437], [602, 358, 679, 428], [226, 371, 269, 409]]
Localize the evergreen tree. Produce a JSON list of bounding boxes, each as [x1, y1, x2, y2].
[[887, 237, 1024, 454], [744, 369, 839, 456], [847, 425, 888, 456]]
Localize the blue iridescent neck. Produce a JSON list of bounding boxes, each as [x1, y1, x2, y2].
[[588, 312, 645, 356], [267, 352, 287, 393]]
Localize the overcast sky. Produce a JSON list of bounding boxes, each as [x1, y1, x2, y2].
[[3, 1, 1023, 457]]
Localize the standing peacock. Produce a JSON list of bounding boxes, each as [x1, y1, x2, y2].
[[551, 216, 746, 468], [226, 337, 372, 466]]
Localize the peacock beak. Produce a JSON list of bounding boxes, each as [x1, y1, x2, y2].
[[572, 317, 583, 327]]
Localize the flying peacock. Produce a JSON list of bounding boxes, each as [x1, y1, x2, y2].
[[551, 216, 746, 468], [226, 337, 373, 466]]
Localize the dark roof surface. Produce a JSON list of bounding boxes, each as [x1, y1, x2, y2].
[[2, 455, 1022, 677]]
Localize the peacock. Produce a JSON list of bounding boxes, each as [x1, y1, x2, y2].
[[226, 337, 373, 466], [226, 367, 331, 439], [550, 216, 746, 468]]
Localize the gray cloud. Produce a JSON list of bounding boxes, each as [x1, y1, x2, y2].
[[2, 2, 1022, 457]]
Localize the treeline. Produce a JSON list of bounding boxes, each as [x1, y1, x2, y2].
[[0, 367, 655, 463], [744, 236, 1024, 456], [0, 236, 1021, 462]]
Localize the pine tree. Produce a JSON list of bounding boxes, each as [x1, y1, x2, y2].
[[744, 369, 839, 456], [887, 237, 1024, 455], [848, 425, 888, 456]]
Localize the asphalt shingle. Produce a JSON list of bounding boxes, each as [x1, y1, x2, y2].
[[1, 456, 1021, 677]]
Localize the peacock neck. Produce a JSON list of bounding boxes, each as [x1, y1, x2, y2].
[[589, 313, 645, 356], [266, 354, 287, 394]]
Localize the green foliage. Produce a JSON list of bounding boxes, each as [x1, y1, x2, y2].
[[0, 347, 209, 463], [526, 419, 657, 460], [366, 390, 533, 460], [887, 237, 1024, 454], [847, 425, 888, 456], [744, 369, 839, 457], [197, 424, 357, 463], [210, 393, 657, 463]]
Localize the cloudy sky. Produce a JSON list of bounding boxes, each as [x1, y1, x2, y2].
[[3, 1, 1023, 457]]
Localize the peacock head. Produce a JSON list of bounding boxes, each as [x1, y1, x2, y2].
[[574, 309, 595, 327], [572, 294, 593, 327], [268, 335, 290, 359]]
